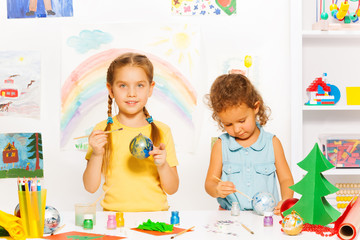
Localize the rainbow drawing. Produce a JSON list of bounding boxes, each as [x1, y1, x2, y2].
[[61, 48, 197, 147]]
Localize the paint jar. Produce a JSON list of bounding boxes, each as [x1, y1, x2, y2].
[[263, 211, 273, 227], [170, 211, 180, 225], [116, 212, 125, 227], [231, 202, 240, 216], [107, 213, 117, 230], [75, 203, 96, 226], [83, 214, 94, 230]]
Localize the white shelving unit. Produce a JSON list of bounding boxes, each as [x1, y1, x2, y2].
[[290, 0, 360, 187]]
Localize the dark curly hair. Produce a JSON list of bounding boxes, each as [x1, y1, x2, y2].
[[206, 73, 270, 131]]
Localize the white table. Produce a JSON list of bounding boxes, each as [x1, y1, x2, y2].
[[54, 210, 355, 240]]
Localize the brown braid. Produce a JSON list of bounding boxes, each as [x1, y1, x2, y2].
[[143, 107, 161, 146], [102, 95, 113, 174]]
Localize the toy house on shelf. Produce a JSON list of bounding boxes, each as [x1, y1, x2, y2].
[[305, 74, 340, 105]]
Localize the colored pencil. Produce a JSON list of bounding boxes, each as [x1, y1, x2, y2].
[[73, 128, 123, 140], [213, 175, 253, 201], [170, 226, 195, 239], [17, 178, 21, 191]]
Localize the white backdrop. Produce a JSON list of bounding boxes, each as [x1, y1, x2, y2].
[[0, 0, 290, 213]]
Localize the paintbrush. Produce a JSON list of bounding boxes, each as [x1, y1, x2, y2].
[[240, 223, 254, 234], [170, 226, 195, 239], [73, 128, 123, 140], [89, 186, 112, 206], [51, 224, 65, 235], [213, 175, 253, 201]]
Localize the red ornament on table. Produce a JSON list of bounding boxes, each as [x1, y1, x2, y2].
[[280, 198, 299, 218]]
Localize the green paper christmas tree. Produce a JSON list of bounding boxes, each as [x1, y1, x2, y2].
[[283, 143, 341, 225]]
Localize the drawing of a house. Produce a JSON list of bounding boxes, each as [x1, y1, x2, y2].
[[2, 142, 19, 164], [0, 78, 19, 99]]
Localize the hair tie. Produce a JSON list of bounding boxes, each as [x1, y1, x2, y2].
[[146, 116, 153, 124], [107, 116, 113, 124]]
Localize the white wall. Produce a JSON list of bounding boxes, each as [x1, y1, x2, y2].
[[0, 0, 290, 213]]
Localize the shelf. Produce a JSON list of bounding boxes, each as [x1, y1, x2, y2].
[[303, 31, 360, 39], [323, 168, 360, 176], [303, 105, 360, 111]]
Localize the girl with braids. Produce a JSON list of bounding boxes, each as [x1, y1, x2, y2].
[[83, 52, 179, 212], [204, 71, 294, 215]]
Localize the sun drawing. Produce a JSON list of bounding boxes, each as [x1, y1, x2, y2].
[[150, 24, 199, 74]]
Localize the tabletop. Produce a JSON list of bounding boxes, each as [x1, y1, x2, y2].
[[51, 210, 355, 240]]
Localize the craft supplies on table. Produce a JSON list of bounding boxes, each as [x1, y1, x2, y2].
[[83, 214, 94, 230], [107, 213, 117, 230], [17, 178, 47, 238], [230, 202, 240, 216], [263, 211, 274, 227], [116, 212, 125, 227], [74, 203, 96, 226], [170, 211, 180, 225]]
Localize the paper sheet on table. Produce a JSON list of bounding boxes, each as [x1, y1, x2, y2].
[[44, 231, 125, 240], [131, 226, 193, 236]]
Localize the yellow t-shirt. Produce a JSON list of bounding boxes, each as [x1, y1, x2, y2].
[[85, 117, 178, 212]]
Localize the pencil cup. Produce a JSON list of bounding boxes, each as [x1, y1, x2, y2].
[[75, 204, 96, 226], [18, 189, 47, 238]]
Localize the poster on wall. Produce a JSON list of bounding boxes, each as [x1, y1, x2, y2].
[[171, 0, 236, 16], [7, 0, 73, 19], [0, 133, 43, 178], [0, 51, 41, 119], [61, 24, 202, 152]]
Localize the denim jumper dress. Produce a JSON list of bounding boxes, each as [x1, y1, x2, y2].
[[217, 124, 280, 210]]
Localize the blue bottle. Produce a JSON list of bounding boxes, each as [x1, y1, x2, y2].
[[170, 211, 180, 225]]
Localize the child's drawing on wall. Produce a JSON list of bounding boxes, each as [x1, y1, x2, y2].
[[7, 0, 73, 19], [0, 52, 41, 119], [26, 0, 56, 16], [0, 133, 43, 178]]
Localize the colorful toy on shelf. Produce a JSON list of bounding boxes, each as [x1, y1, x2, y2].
[[326, 139, 360, 168], [305, 73, 340, 105], [330, 0, 359, 23], [336, 183, 360, 210], [313, 0, 360, 30], [346, 87, 360, 105]]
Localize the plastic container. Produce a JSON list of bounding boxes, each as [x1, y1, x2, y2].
[[264, 211, 274, 227], [116, 212, 125, 227], [83, 214, 94, 230], [231, 202, 240, 216], [75, 203, 96, 226], [170, 211, 180, 225], [107, 214, 117, 230]]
